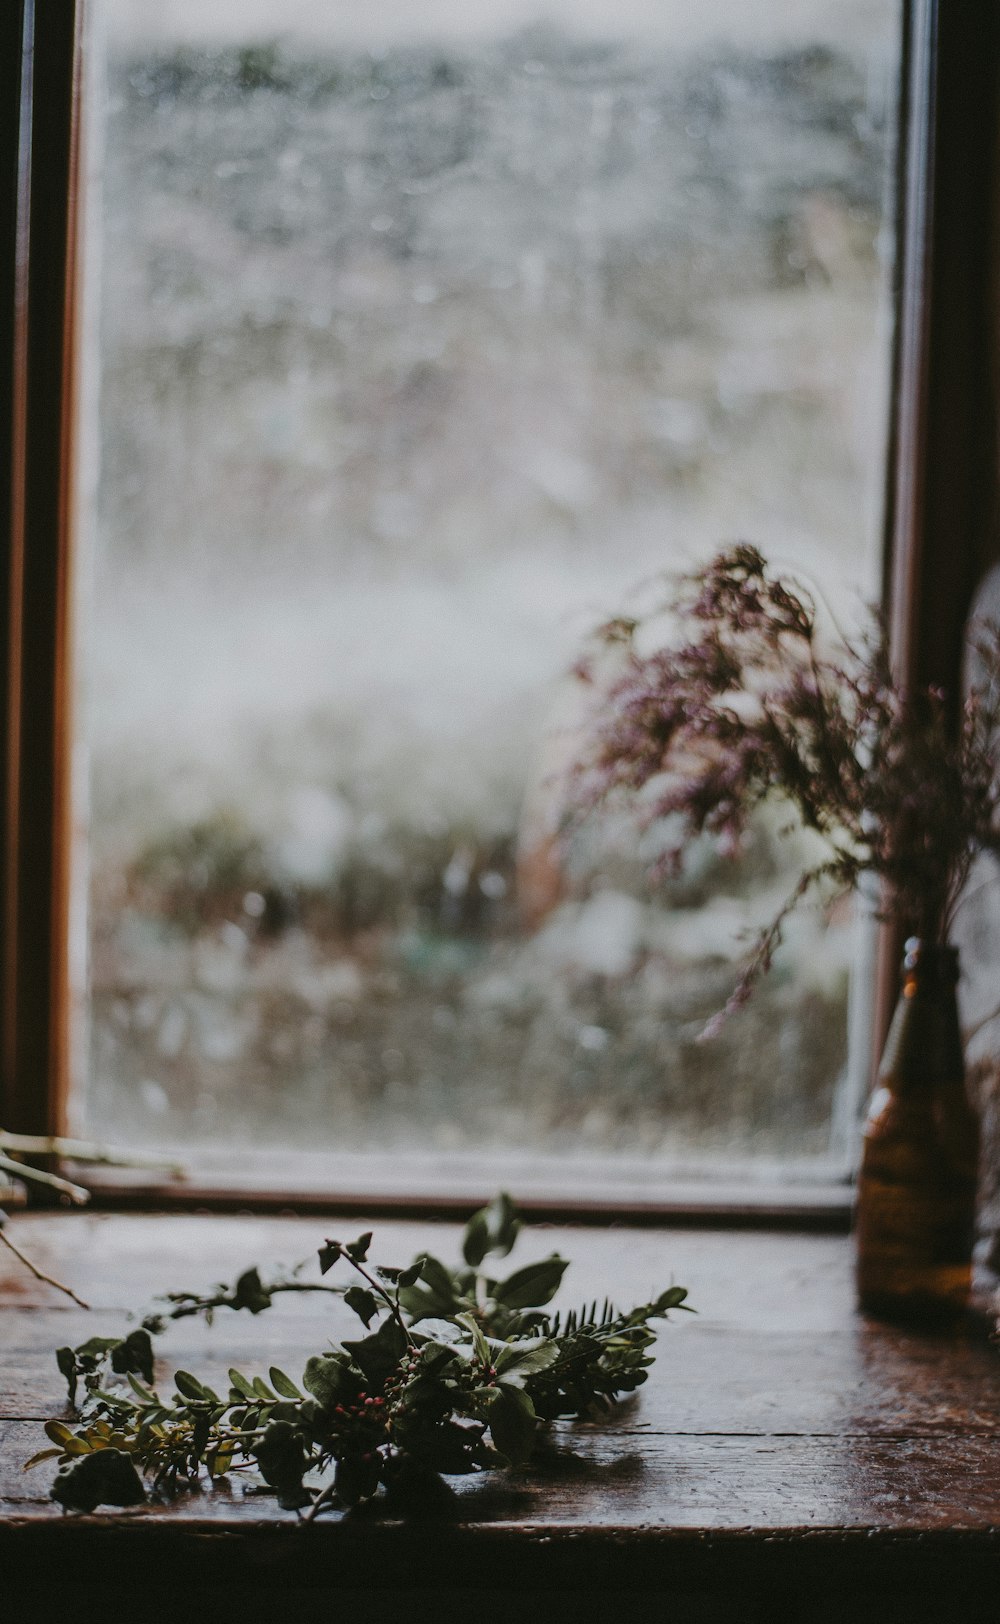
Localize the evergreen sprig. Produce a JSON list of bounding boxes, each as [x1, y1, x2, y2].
[[31, 1194, 689, 1516]]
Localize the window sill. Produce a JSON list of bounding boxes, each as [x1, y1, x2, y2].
[[67, 1148, 854, 1230], [3, 1213, 999, 1614]]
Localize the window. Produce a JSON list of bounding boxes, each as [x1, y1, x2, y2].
[[2, 0, 997, 1211]]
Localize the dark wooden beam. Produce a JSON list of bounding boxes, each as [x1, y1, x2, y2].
[[874, 0, 1000, 1063], [0, 0, 83, 1139]]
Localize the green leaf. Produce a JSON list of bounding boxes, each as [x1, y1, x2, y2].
[[653, 1286, 690, 1314], [268, 1366, 303, 1400], [228, 1368, 258, 1401], [254, 1420, 311, 1510], [491, 1255, 568, 1310], [251, 1376, 277, 1401], [317, 1240, 342, 1275], [126, 1372, 157, 1404], [231, 1267, 273, 1314], [334, 1450, 381, 1507], [207, 1440, 235, 1478], [397, 1261, 423, 1289], [343, 1315, 407, 1386], [55, 1348, 78, 1405], [23, 1447, 64, 1471], [493, 1336, 561, 1383], [50, 1447, 146, 1512], [345, 1232, 373, 1262], [302, 1351, 351, 1411], [417, 1339, 463, 1376], [343, 1285, 379, 1328], [487, 1384, 536, 1465], [174, 1370, 210, 1402], [73, 1336, 120, 1362], [110, 1329, 155, 1384], [463, 1192, 521, 1267], [462, 1209, 491, 1269], [59, 1434, 95, 1456], [398, 1254, 460, 1321], [44, 1420, 75, 1448], [455, 1312, 490, 1367]]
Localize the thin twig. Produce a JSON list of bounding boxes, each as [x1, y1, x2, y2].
[[343, 1253, 413, 1345], [156, 1279, 344, 1324], [0, 1223, 91, 1310]]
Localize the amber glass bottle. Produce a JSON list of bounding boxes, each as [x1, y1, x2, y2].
[[855, 939, 979, 1323]]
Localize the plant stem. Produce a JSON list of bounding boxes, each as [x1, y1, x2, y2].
[[344, 1254, 413, 1345], [0, 1223, 90, 1309]]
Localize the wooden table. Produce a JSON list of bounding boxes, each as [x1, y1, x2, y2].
[[3, 1213, 1000, 1620]]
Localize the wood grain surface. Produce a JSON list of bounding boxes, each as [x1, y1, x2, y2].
[[3, 1213, 1000, 1617]]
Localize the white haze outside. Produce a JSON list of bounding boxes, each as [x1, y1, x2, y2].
[[77, 0, 900, 1179]]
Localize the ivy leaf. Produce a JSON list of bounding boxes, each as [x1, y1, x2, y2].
[[302, 1351, 352, 1411], [56, 1347, 77, 1406], [343, 1315, 407, 1386], [487, 1384, 536, 1465], [343, 1286, 379, 1328], [334, 1450, 382, 1507], [110, 1329, 155, 1385], [317, 1240, 342, 1275], [345, 1232, 373, 1263], [255, 1420, 311, 1510], [231, 1268, 273, 1314], [491, 1256, 568, 1310], [397, 1261, 423, 1289], [73, 1337, 121, 1363], [398, 1254, 460, 1322], [50, 1448, 146, 1512]]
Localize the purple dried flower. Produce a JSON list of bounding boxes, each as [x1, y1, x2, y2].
[[571, 546, 1000, 1031]]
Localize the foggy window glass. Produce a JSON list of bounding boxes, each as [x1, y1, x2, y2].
[[77, 0, 901, 1187]]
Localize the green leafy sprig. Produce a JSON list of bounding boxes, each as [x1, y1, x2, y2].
[[32, 1194, 690, 1517]]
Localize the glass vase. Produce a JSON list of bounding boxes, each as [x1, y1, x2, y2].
[[855, 938, 979, 1323]]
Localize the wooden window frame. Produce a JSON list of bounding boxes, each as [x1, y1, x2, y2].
[[1, 0, 997, 1221]]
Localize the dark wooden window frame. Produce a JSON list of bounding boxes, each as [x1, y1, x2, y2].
[[1, 0, 997, 1223]]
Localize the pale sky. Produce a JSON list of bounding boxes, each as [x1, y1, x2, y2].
[[105, 0, 899, 55]]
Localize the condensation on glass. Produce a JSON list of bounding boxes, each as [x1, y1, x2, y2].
[[74, 0, 901, 1187]]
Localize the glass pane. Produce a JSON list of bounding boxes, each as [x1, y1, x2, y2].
[[75, 0, 901, 1187]]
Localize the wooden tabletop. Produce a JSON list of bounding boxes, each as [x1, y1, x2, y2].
[[3, 1213, 1000, 1618]]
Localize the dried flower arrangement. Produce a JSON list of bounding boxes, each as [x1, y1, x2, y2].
[[572, 544, 1000, 1031], [29, 1195, 689, 1516]]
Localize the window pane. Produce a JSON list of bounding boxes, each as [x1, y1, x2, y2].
[[76, 1, 901, 1184]]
